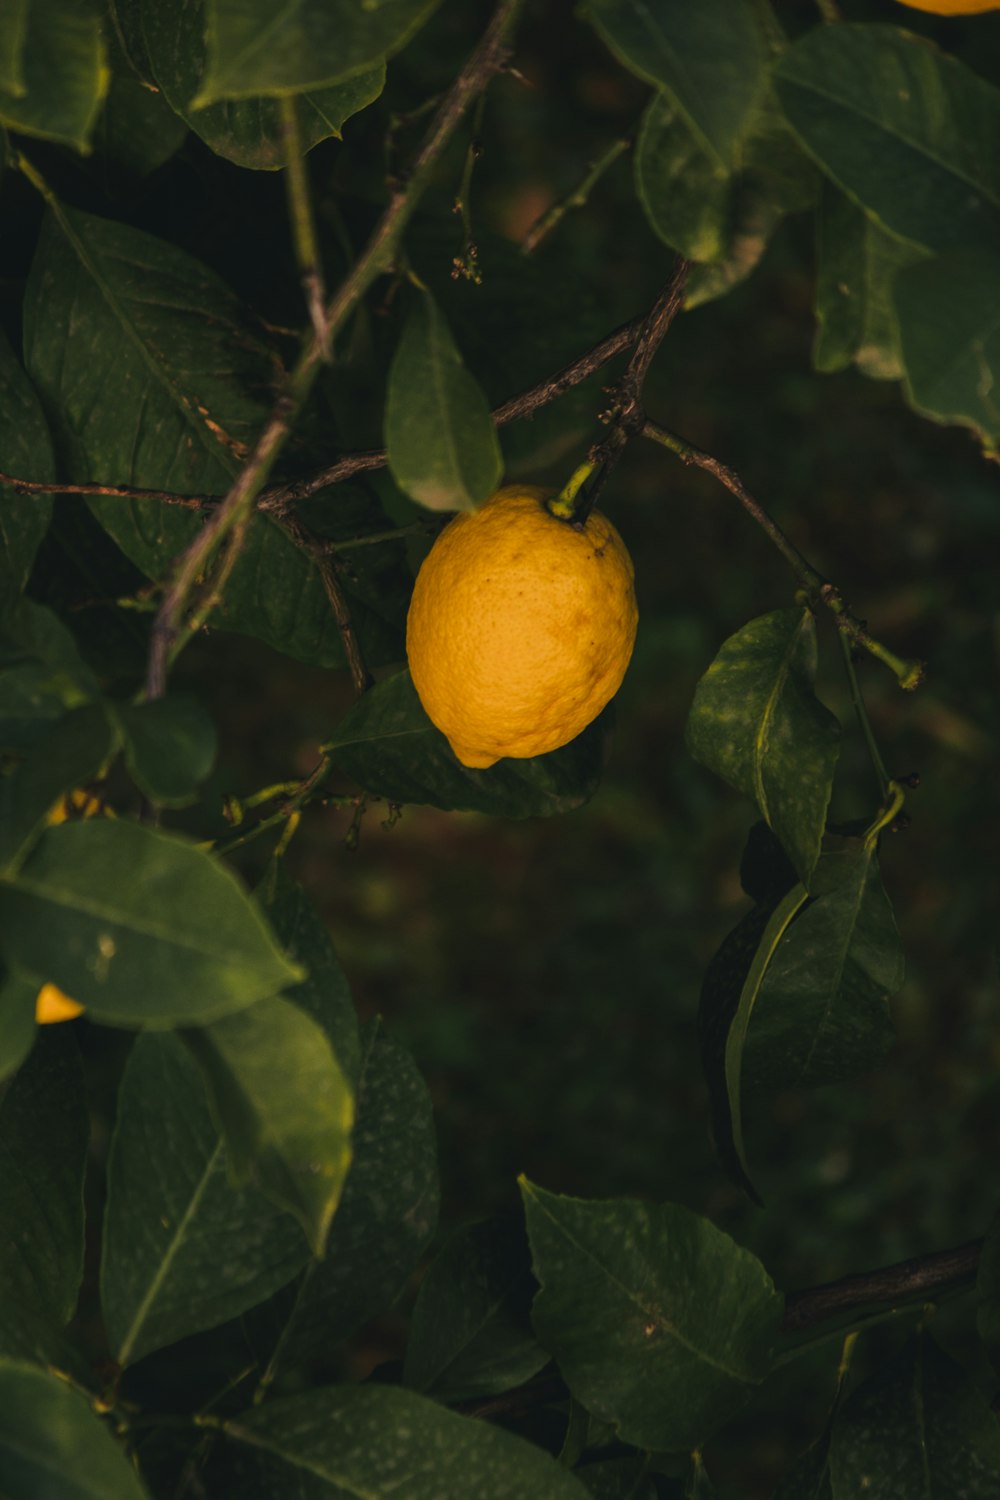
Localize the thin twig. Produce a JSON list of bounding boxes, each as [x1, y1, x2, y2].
[[836, 630, 890, 800], [521, 136, 631, 255], [0, 471, 208, 509], [280, 96, 328, 352], [641, 419, 926, 691], [278, 515, 372, 696], [782, 1239, 982, 1334]]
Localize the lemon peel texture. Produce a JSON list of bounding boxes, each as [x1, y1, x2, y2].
[[406, 485, 638, 769], [891, 0, 1000, 12]]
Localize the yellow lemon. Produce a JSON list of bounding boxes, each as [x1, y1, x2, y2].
[[891, 1, 1000, 12], [35, 984, 85, 1025], [406, 485, 638, 769]]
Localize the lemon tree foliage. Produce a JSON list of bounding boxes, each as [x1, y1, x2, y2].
[[1, 1, 998, 1496]]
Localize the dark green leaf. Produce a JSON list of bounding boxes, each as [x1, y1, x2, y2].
[[577, 1458, 659, 1500], [582, 0, 768, 169], [0, 1357, 149, 1499], [385, 291, 502, 513], [218, 1384, 590, 1498], [0, 326, 55, 590], [830, 1336, 1000, 1498], [685, 609, 840, 885], [0, 0, 108, 153], [259, 1019, 438, 1376], [976, 1209, 1000, 1377], [0, 1030, 87, 1327], [745, 840, 902, 1094], [92, 71, 189, 177], [113, 695, 216, 808], [0, 703, 117, 875], [324, 670, 605, 818], [138, 0, 383, 169], [183, 996, 353, 1257], [196, 0, 441, 105], [0, 970, 37, 1086], [774, 25, 1000, 255], [259, 870, 361, 1087], [0, 820, 302, 1024], [101, 1032, 310, 1367], [0, 601, 100, 754], [813, 183, 926, 380], [520, 1180, 783, 1451], [773, 1439, 832, 1500], [404, 1216, 548, 1403], [895, 249, 1000, 449]]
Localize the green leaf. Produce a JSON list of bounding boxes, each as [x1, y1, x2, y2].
[[519, 1180, 783, 1451], [196, 0, 441, 105], [403, 1216, 548, 1403], [830, 1336, 1000, 1497], [92, 71, 189, 177], [259, 870, 361, 1087], [138, 0, 384, 170], [685, 608, 840, 886], [0, 326, 55, 591], [773, 1439, 832, 1500], [0, 0, 108, 153], [113, 695, 216, 808], [895, 249, 1000, 449], [258, 1019, 438, 1376], [0, 1031, 87, 1329], [976, 1208, 1000, 1377], [217, 1384, 590, 1498], [582, 0, 768, 169], [0, 600, 100, 754], [0, 702, 118, 875], [0, 1357, 149, 1499], [324, 670, 605, 818], [576, 1458, 659, 1500], [385, 291, 503, 514], [101, 1032, 310, 1367], [0, 970, 37, 1086], [22, 203, 390, 670], [182, 996, 353, 1258], [0, 820, 302, 1024], [745, 841, 902, 1093], [814, 183, 926, 381], [774, 24, 1000, 255]]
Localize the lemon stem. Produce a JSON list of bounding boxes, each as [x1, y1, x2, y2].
[[548, 461, 597, 520]]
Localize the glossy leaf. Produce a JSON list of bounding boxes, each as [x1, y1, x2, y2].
[[259, 1019, 438, 1376], [0, 0, 108, 153], [325, 669, 605, 818], [183, 995, 353, 1257], [813, 183, 926, 380], [138, 0, 384, 170], [22, 203, 388, 670], [385, 291, 502, 513], [0, 820, 302, 1023], [0, 970, 37, 1086], [218, 1384, 589, 1498], [582, 0, 768, 169], [0, 326, 55, 590], [0, 702, 118, 875], [520, 1180, 782, 1451], [197, 0, 441, 104], [686, 609, 840, 885], [745, 841, 902, 1093], [774, 24, 1000, 255], [0, 1031, 87, 1329], [404, 1216, 548, 1402], [101, 1032, 310, 1367], [0, 600, 100, 754], [0, 1358, 149, 1500], [895, 249, 1000, 449], [830, 1336, 1000, 1497], [92, 71, 189, 177], [113, 695, 216, 808]]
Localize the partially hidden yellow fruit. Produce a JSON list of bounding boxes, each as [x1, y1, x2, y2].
[[891, 0, 1000, 12], [406, 485, 638, 769], [46, 787, 111, 825], [35, 984, 85, 1025]]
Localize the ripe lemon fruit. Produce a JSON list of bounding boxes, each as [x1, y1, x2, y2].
[[406, 484, 638, 769], [35, 984, 85, 1025], [891, 1, 999, 11]]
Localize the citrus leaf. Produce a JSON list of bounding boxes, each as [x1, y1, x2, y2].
[[324, 669, 605, 818], [895, 249, 1000, 449], [91, 70, 189, 178], [0, 820, 303, 1024], [0, 601, 100, 754], [113, 695, 216, 809], [403, 1216, 548, 1403], [0, 1030, 87, 1329], [0, 970, 37, 1086], [519, 1180, 783, 1451], [0, 1358, 149, 1500], [196, 0, 441, 105], [0, 325, 55, 591], [182, 996, 353, 1258], [101, 1032, 310, 1367], [0, 0, 108, 153], [216, 1384, 590, 1499], [814, 182, 927, 381], [774, 24, 1000, 255], [772, 1440, 832, 1500], [685, 608, 840, 886], [0, 702, 118, 875], [385, 290, 502, 514]]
